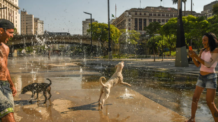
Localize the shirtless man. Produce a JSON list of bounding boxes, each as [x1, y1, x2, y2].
[[0, 19, 17, 122]]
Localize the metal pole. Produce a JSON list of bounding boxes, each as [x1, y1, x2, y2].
[[91, 14, 92, 57], [175, 0, 188, 67], [108, 0, 112, 59], [191, 0, 192, 15], [162, 35, 163, 61]]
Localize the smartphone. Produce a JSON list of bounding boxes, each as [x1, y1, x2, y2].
[[189, 46, 192, 51]]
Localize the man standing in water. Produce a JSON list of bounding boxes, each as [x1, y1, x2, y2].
[[0, 19, 17, 122]]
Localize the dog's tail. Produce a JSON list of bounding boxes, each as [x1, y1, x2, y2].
[[99, 77, 106, 87], [46, 78, 52, 86]]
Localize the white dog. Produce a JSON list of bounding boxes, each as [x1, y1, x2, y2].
[[98, 61, 131, 109]]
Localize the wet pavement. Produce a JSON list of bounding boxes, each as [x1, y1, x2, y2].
[[6, 57, 217, 122]]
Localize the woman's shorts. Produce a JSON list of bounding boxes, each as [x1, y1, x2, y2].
[[0, 81, 14, 119], [196, 73, 217, 89]]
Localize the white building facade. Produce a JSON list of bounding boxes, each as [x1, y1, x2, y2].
[[0, 0, 20, 34]]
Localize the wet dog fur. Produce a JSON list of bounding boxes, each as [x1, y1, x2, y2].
[[21, 78, 52, 104], [98, 61, 131, 109]]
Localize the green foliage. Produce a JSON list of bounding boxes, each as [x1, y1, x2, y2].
[[161, 15, 209, 52], [25, 46, 33, 53], [213, 3, 218, 15], [119, 29, 140, 45], [14, 28, 18, 35], [147, 35, 162, 53], [208, 15, 218, 38], [87, 22, 121, 44], [144, 22, 161, 38], [87, 22, 121, 55]]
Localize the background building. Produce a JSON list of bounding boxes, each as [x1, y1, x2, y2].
[[201, 1, 218, 18], [21, 10, 34, 35], [82, 19, 98, 35], [21, 10, 44, 35], [34, 18, 44, 35], [0, 0, 20, 34], [112, 6, 203, 35]]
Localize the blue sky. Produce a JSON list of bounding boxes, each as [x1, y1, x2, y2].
[[19, 0, 216, 35]]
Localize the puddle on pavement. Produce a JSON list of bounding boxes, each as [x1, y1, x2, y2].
[[8, 57, 215, 122]]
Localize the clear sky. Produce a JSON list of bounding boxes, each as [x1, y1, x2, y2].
[[19, 0, 216, 35]]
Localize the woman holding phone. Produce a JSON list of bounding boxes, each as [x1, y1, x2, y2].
[[187, 33, 218, 122]]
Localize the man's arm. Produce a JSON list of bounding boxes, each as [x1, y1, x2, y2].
[[5, 46, 16, 96]]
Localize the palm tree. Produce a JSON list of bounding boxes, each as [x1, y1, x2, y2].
[[172, 0, 187, 16]]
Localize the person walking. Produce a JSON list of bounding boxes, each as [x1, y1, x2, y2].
[[0, 19, 17, 122]]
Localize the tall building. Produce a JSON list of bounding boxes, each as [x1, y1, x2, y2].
[[34, 18, 44, 35], [0, 0, 20, 34], [201, 1, 218, 18], [112, 6, 203, 34], [21, 10, 44, 35], [82, 19, 98, 35], [21, 10, 34, 35]]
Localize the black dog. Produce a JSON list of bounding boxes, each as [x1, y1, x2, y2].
[[21, 78, 52, 104]]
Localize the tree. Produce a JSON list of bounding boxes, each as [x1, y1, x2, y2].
[[14, 28, 18, 35], [144, 22, 161, 61], [208, 15, 218, 38], [212, 3, 218, 15], [160, 18, 177, 55], [120, 29, 140, 55], [87, 22, 121, 56], [172, 0, 187, 15], [147, 35, 162, 58], [185, 16, 209, 52]]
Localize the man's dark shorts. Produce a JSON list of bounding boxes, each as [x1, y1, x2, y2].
[[0, 81, 14, 119]]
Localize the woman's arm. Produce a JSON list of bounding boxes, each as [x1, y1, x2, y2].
[[189, 49, 202, 67], [190, 48, 218, 68]]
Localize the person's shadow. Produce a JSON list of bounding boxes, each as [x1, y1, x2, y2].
[[60, 102, 112, 114]]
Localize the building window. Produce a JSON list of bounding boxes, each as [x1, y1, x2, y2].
[[149, 19, 152, 22], [153, 13, 156, 16], [166, 19, 169, 22], [129, 19, 131, 21], [149, 13, 152, 16], [166, 14, 169, 17], [153, 19, 156, 22], [144, 13, 146, 15], [158, 14, 161, 16], [139, 19, 142, 30], [158, 19, 160, 23], [140, 13, 141, 15], [162, 19, 165, 22], [135, 12, 137, 15], [170, 14, 173, 17], [144, 19, 147, 28], [135, 18, 138, 30]]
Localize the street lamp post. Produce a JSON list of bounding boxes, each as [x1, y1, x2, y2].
[[175, 0, 188, 67], [83, 11, 93, 57], [108, 0, 112, 59]]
